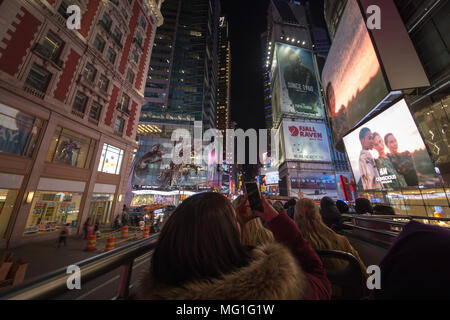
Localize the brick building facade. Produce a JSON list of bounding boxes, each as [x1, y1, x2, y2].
[[0, 0, 163, 248]]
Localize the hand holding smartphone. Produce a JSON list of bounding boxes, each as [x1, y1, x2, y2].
[[244, 182, 264, 213]]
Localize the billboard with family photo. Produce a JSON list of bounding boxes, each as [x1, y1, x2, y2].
[[343, 99, 439, 191]]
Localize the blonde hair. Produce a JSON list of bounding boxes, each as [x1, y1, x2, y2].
[[294, 198, 367, 276], [232, 196, 275, 247]]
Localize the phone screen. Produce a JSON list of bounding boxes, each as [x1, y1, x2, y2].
[[245, 182, 263, 212]]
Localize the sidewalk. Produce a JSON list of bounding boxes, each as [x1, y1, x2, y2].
[[0, 227, 149, 283]]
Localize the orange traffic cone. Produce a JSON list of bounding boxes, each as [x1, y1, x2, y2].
[[104, 236, 115, 252], [142, 226, 150, 239], [121, 226, 128, 239], [85, 234, 97, 251]]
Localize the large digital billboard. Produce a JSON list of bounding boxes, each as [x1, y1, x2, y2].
[[281, 120, 332, 163], [322, 0, 390, 144], [291, 173, 338, 200], [272, 43, 324, 119], [343, 99, 440, 191], [132, 138, 208, 189]]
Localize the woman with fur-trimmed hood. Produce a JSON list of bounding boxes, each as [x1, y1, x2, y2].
[[136, 192, 331, 300]]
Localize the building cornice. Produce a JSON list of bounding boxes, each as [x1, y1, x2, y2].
[[144, 0, 164, 27]]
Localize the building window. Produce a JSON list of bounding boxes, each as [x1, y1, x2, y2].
[[93, 35, 105, 53], [24, 191, 82, 235], [134, 33, 143, 48], [0, 103, 42, 157], [25, 64, 52, 93], [98, 75, 109, 92], [130, 50, 139, 63], [126, 69, 135, 84], [46, 126, 96, 169], [112, 28, 123, 46], [35, 30, 64, 64], [114, 117, 125, 135], [83, 63, 97, 83], [118, 94, 130, 112], [106, 48, 116, 64], [72, 91, 88, 116], [100, 13, 112, 32], [57, 1, 70, 19], [139, 16, 147, 30], [98, 143, 124, 175], [89, 102, 102, 122]]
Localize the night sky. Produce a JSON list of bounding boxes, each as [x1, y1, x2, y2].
[[220, 0, 270, 131], [220, 0, 327, 131], [220, 0, 326, 178]]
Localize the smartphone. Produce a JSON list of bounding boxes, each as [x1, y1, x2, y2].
[[244, 182, 264, 212]]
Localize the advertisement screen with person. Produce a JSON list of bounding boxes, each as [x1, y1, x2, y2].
[[273, 43, 324, 119], [343, 99, 440, 191]]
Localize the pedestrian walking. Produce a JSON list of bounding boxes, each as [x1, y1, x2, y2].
[[57, 224, 69, 248], [94, 221, 100, 236], [83, 219, 90, 239], [114, 216, 121, 230]]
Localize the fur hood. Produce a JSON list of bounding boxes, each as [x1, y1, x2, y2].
[[136, 242, 308, 300]]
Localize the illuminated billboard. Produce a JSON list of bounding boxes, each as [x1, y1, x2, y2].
[[322, 0, 389, 144], [291, 173, 338, 200], [265, 171, 279, 185], [281, 119, 332, 163], [132, 138, 208, 189], [343, 99, 439, 191], [272, 43, 324, 119], [322, 0, 430, 147]]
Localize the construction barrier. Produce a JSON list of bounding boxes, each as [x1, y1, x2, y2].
[[85, 235, 97, 251], [104, 236, 115, 252], [121, 226, 128, 239], [142, 227, 150, 239]]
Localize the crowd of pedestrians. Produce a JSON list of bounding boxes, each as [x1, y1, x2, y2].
[[135, 192, 450, 300]]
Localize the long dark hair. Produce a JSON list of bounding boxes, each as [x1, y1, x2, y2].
[[151, 192, 251, 286]]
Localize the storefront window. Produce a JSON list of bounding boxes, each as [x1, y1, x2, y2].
[[0, 103, 42, 157], [88, 194, 114, 225], [98, 144, 124, 175], [46, 126, 96, 169], [413, 97, 450, 167], [24, 191, 82, 235], [0, 189, 18, 239]]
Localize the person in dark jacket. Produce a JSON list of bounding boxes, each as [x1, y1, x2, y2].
[[113, 216, 121, 230], [373, 204, 395, 215], [369, 221, 450, 299], [336, 200, 349, 214], [82, 219, 90, 239], [136, 192, 331, 300], [355, 198, 374, 215], [57, 224, 69, 248], [284, 198, 297, 220], [320, 197, 343, 231]]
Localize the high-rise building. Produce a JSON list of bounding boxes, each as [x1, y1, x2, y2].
[[260, 0, 351, 200], [261, 31, 273, 129], [129, 0, 220, 206], [217, 16, 231, 137], [0, 0, 163, 247]]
